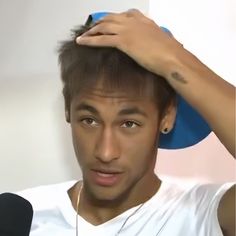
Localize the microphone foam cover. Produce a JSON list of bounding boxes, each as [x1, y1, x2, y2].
[[0, 193, 33, 236]]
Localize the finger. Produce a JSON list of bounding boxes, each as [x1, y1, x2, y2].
[[96, 9, 145, 24], [96, 12, 128, 24], [81, 22, 121, 37], [125, 9, 145, 18], [125, 9, 152, 24], [76, 35, 119, 48]]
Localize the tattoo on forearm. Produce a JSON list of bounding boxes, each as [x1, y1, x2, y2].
[[171, 72, 188, 84]]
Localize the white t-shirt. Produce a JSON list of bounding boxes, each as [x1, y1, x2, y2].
[[18, 180, 234, 236]]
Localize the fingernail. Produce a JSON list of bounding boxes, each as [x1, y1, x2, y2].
[[76, 36, 81, 43]]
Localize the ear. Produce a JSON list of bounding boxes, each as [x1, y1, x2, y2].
[[65, 110, 70, 123], [159, 101, 177, 134]]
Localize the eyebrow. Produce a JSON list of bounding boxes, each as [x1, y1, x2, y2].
[[118, 107, 148, 117], [75, 103, 148, 118], [75, 103, 99, 115]]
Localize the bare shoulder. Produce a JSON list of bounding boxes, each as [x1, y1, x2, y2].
[[218, 184, 235, 236]]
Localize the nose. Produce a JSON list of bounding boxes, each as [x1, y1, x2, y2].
[[95, 127, 120, 163]]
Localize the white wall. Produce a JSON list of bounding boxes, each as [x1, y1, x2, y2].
[[149, 0, 236, 183], [0, 0, 149, 192], [149, 0, 236, 85]]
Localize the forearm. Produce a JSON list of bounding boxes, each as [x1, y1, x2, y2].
[[162, 48, 235, 157]]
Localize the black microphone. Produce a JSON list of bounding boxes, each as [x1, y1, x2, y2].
[[0, 193, 33, 236]]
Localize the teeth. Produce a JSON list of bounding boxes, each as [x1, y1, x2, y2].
[[97, 172, 115, 177]]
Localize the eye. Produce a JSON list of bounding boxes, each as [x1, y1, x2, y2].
[[121, 121, 140, 129], [81, 118, 99, 127]]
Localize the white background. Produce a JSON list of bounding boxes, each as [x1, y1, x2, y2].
[[0, 0, 235, 192]]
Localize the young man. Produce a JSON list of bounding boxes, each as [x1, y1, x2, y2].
[[19, 10, 235, 236]]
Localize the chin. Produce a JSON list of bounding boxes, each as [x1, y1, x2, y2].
[[85, 181, 130, 205], [92, 185, 122, 200]]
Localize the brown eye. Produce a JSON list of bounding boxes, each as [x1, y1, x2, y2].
[[121, 121, 139, 129], [81, 118, 98, 127]]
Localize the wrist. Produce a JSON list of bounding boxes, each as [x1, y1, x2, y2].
[[162, 47, 199, 87], [154, 43, 187, 81]]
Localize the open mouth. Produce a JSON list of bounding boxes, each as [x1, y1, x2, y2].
[[96, 172, 117, 177], [90, 169, 123, 186]]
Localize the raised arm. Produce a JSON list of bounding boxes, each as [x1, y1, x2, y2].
[[77, 10, 235, 157]]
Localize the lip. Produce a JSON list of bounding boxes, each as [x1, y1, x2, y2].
[[90, 169, 123, 187]]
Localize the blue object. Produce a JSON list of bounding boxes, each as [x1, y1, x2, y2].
[[91, 12, 109, 22], [85, 12, 211, 149], [159, 96, 211, 149], [160, 26, 173, 36]]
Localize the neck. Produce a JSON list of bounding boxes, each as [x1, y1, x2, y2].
[[69, 173, 161, 225]]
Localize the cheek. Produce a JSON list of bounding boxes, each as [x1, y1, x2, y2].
[[120, 127, 158, 168], [71, 126, 95, 165]]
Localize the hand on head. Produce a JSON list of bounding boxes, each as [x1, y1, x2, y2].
[[76, 9, 183, 78]]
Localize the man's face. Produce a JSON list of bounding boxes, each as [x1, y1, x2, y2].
[[69, 85, 161, 202]]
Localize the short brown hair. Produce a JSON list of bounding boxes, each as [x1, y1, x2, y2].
[[58, 25, 176, 119]]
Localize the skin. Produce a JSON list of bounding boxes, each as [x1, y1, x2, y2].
[[67, 86, 176, 225], [76, 9, 235, 235]]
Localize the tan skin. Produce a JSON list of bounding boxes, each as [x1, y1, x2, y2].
[[76, 9, 235, 235], [67, 86, 175, 225]]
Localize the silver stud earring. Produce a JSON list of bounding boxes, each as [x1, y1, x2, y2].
[[162, 128, 169, 134]]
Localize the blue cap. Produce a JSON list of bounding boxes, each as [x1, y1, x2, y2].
[[85, 12, 211, 149]]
